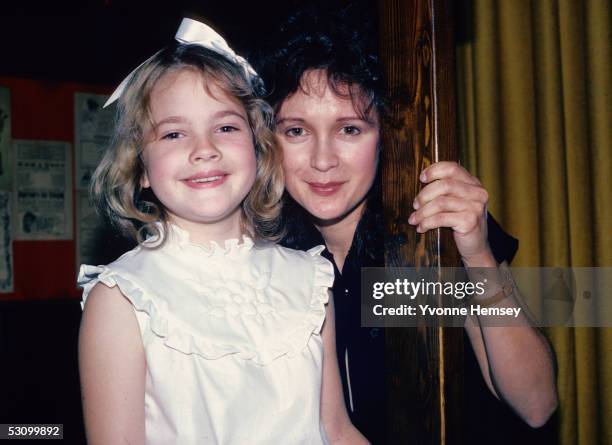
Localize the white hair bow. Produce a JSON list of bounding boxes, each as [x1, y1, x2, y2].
[[104, 18, 258, 108]]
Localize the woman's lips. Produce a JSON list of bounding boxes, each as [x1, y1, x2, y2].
[[182, 172, 229, 189], [307, 181, 345, 196]]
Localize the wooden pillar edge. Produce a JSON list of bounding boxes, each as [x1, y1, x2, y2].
[[378, 0, 463, 443]]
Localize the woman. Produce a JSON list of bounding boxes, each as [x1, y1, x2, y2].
[[255, 5, 558, 444]]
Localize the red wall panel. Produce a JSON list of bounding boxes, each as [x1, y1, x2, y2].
[[0, 77, 111, 300]]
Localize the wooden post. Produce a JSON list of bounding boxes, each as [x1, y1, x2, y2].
[[378, 0, 463, 443]]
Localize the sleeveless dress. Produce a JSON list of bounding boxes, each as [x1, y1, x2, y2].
[[78, 224, 334, 445]]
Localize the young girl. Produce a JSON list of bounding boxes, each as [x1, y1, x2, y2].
[[78, 18, 367, 445]]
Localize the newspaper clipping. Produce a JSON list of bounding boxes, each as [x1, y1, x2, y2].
[[13, 139, 73, 240], [76, 190, 103, 271], [0, 191, 13, 292], [0, 86, 11, 189], [74, 92, 113, 190]]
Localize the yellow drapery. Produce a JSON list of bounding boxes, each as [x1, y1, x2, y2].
[[456, 0, 611, 444]]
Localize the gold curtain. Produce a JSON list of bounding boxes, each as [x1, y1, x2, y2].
[[456, 0, 611, 443]]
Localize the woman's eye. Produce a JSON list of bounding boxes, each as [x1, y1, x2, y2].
[[340, 125, 361, 136], [285, 127, 306, 137], [162, 132, 183, 140]]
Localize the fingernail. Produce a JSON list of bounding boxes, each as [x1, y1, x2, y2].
[[420, 172, 427, 182], [413, 200, 420, 209], [408, 213, 416, 224]]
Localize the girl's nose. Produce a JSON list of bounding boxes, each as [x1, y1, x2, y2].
[[189, 137, 221, 163], [310, 139, 339, 172]]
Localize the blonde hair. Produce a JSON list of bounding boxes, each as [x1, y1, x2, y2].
[[91, 43, 284, 245]]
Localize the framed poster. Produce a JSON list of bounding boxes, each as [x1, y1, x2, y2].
[[74, 92, 113, 189], [13, 139, 73, 240]]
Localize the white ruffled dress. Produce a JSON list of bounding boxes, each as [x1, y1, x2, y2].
[[78, 225, 334, 445]]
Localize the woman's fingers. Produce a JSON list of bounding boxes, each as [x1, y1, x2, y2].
[[413, 179, 488, 210], [412, 162, 491, 261], [412, 210, 481, 234], [420, 161, 481, 186], [409, 195, 470, 223]]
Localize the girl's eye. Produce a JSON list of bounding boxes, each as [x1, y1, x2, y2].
[[340, 125, 361, 136], [218, 125, 239, 133], [162, 132, 183, 140], [285, 127, 306, 137]]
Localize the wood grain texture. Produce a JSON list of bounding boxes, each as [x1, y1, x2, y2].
[[378, 0, 463, 443]]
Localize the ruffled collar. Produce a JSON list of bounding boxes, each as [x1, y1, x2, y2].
[[146, 222, 254, 256]]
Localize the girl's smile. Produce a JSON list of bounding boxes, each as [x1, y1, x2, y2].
[[182, 170, 230, 188]]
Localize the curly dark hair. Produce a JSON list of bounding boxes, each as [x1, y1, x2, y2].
[[253, 2, 386, 262], [253, 2, 386, 121]]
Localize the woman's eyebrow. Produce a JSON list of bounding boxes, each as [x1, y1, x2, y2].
[[336, 116, 364, 122], [275, 117, 305, 125], [337, 116, 378, 126]]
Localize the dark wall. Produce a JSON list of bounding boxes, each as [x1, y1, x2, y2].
[[0, 1, 308, 85], [0, 299, 85, 443]]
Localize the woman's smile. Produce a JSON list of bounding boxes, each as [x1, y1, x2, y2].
[[306, 181, 347, 196]]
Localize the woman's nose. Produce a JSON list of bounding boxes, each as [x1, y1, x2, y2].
[[189, 136, 221, 163], [310, 139, 339, 171]]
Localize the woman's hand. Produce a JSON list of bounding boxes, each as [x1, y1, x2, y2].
[[408, 161, 495, 266]]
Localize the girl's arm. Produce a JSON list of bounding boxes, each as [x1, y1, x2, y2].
[[78, 283, 146, 445], [320, 292, 370, 444]]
